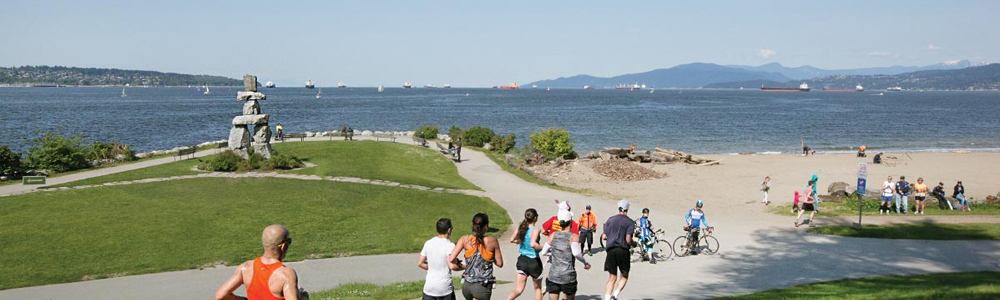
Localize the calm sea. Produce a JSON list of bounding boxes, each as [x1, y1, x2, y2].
[[1, 87, 998, 154]]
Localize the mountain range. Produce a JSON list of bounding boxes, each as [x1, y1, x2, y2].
[[0, 66, 242, 86], [527, 60, 989, 88], [706, 63, 1000, 91]]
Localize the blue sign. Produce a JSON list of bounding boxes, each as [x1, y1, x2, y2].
[[857, 178, 866, 195]]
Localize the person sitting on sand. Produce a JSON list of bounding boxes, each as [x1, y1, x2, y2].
[[795, 190, 817, 227], [214, 224, 305, 300], [873, 152, 883, 164], [954, 181, 970, 211], [857, 145, 867, 157], [932, 182, 953, 210]]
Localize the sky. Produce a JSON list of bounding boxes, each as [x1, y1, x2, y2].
[[2, 0, 998, 87]]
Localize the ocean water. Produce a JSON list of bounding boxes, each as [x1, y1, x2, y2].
[[1, 87, 998, 154]]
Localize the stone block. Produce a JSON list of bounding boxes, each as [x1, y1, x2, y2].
[[232, 114, 269, 125], [244, 74, 257, 92], [243, 100, 260, 115], [228, 125, 251, 150], [252, 143, 273, 159], [253, 124, 271, 143], [237, 91, 266, 101]]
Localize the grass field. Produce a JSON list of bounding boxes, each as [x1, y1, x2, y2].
[[44, 155, 207, 188], [278, 141, 478, 190], [310, 278, 510, 300], [475, 148, 607, 197], [809, 223, 1000, 240], [0, 177, 509, 290], [769, 196, 1000, 216], [714, 272, 1000, 300]]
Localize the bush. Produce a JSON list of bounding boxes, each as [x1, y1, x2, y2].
[[200, 150, 243, 172], [86, 141, 135, 162], [0, 146, 25, 179], [265, 153, 304, 170], [489, 133, 516, 154], [463, 126, 496, 147], [241, 152, 266, 172], [447, 126, 463, 140], [529, 128, 575, 160], [415, 126, 438, 140], [23, 130, 90, 173]]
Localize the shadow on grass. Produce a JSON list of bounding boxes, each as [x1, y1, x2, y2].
[[659, 227, 1000, 299], [810, 222, 1000, 240]]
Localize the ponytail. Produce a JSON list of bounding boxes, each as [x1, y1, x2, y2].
[[514, 208, 538, 244], [471, 213, 490, 246]]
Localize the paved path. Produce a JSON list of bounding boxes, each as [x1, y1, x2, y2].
[[1, 139, 999, 300]]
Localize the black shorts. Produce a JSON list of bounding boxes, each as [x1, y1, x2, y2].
[[461, 282, 492, 300], [915, 196, 926, 201], [546, 279, 578, 295], [604, 247, 630, 276], [802, 203, 815, 211], [516, 255, 543, 279], [422, 292, 456, 300]]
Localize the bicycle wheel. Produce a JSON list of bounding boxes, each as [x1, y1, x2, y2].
[[652, 239, 672, 261], [699, 235, 720, 255], [672, 236, 690, 257]]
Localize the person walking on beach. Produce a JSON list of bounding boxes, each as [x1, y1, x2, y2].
[[601, 199, 634, 300], [214, 224, 305, 300], [419, 218, 459, 300], [880, 176, 895, 214], [760, 176, 771, 205], [538, 210, 591, 300], [954, 181, 970, 211], [448, 213, 503, 300], [578, 205, 597, 255], [932, 182, 953, 210], [808, 175, 819, 212], [507, 209, 543, 300], [913, 178, 929, 215], [795, 190, 817, 227], [895, 176, 911, 215]]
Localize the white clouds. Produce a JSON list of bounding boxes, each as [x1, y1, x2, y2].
[[759, 49, 776, 59], [867, 51, 898, 58], [927, 44, 940, 50]]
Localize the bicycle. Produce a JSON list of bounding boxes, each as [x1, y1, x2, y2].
[[631, 228, 672, 262], [672, 226, 719, 257]]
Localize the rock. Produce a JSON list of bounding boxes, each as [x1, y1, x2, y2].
[[253, 125, 271, 143], [232, 114, 269, 125], [242, 100, 260, 115], [252, 143, 273, 159], [243, 74, 258, 92], [236, 91, 266, 101], [304, 131, 315, 137], [332, 130, 340, 134], [828, 181, 853, 194], [135, 152, 152, 158], [361, 130, 373, 136], [228, 125, 251, 149]]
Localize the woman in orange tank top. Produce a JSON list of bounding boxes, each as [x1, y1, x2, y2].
[[448, 213, 503, 300]]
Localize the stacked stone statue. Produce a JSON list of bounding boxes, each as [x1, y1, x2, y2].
[[228, 74, 275, 159]]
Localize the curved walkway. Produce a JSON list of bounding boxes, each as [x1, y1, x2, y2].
[[1, 139, 998, 300]]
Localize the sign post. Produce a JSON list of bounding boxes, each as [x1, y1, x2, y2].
[[856, 162, 867, 229]]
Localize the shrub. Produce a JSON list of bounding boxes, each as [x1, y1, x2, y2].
[[23, 130, 90, 173], [86, 141, 135, 162], [200, 150, 243, 172], [0, 146, 25, 179], [489, 133, 516, 154], [463, 126, 496, 147], [447, 126, 463, 140], [265, 154, 304, 170], [415, 126, 439, 140], [529, 128, 575, 160], [240, 152, 266, 172]]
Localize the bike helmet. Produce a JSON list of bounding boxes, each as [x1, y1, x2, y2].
[[695, 200, 704, 208], [642, 208, 650, 213]]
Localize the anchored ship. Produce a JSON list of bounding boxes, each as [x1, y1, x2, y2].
[[615, 83, 643, 91], [499, 82, 518, 90], [403, 82, 412, 89], [305, 80, 315, 89], [265, 81, 275, 88], [761, 83, 810, 92], [886, 86, 903, 92], [337, 82, 346, 88], [822, 84, 864, 92]]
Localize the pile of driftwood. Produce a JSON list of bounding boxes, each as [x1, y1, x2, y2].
[[591, 159, 665, 181], [587, 145, 719, 166]]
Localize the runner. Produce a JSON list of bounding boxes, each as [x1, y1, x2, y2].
[[637, 208, 655, 263], [419, 218, 459, 300], [683, 201, 710, 254], [791, 191, 801, 214], [760, 176, 771, 205], [539, 210, 591, 300], [506, 209, 543, 300], [601, 199, 634, 300], [448, 213, 504, 300], [795, 190, 817, 227], [895, 176, 911, 215], [578, 205, 597, 255], [880, 176, 894, 215], [214, 224, 304, 300], [913, 178, 928, 215], [808, 174, 819, 213], [542, 200, 579, 236]]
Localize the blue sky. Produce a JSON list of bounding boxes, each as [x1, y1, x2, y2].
[[2, 0, 997, 87]]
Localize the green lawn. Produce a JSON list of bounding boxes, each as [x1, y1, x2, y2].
[[44, 155, 208, 188], [277, 141, 479, 190], [475, 148, 607, 197], [769, 196, 1000, 216], [714, 272, 1000, 300], [0, 177, 509, 290], [809, 223, 1000, 240], [310, 278, 509, 300]]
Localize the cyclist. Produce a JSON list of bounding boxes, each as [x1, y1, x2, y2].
[[636, 208, 655, 263], [682, 201, 710, 255]]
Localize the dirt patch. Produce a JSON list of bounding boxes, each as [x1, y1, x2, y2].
[[590, 159, 666, 181]]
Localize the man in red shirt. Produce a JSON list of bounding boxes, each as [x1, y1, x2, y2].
[[542, 200, 579, 235]]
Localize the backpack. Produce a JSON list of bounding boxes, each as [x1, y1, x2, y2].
[[897, 181, 911, 194]]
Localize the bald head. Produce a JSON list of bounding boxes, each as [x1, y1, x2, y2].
[[261, 224, 289, 251]]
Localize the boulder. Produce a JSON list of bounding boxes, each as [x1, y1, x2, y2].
[[828, 181, 853, 194], [242, 100, 260, 115], [236, 91, 266, 101], [243, 74, 258, 92], [232, 114, 269, 125], [361, 130, 373, 136], [253, 125, 271, 143], [252, 143, 273, 159], [228, 125, 251, 150]]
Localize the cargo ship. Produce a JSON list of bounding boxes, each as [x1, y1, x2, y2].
[[886, 86, 903, 92], [615, 83, 643, 91], [305, 80, 315, 89], [499, 82, 518, 90], [761, 83, 810, 92], [822, 84, 864, 92]]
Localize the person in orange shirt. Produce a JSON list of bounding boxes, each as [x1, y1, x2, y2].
[[214, 224, 304, 300], [913, 177, 929, 215], [578, 205, 598, 255]]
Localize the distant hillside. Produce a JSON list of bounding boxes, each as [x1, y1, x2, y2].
[[527, 63, 790, 88], [705, 63, 1000, 91], [0, 66, 242, 86], [727, 60, 985, 80]]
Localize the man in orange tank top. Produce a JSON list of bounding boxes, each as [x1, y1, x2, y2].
[[214, 224, 305, 300]]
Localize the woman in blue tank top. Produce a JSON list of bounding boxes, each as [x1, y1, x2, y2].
[[507, 208, 543, 300]]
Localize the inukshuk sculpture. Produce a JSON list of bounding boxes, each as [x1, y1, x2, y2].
[[229, 74, 274, 159]]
